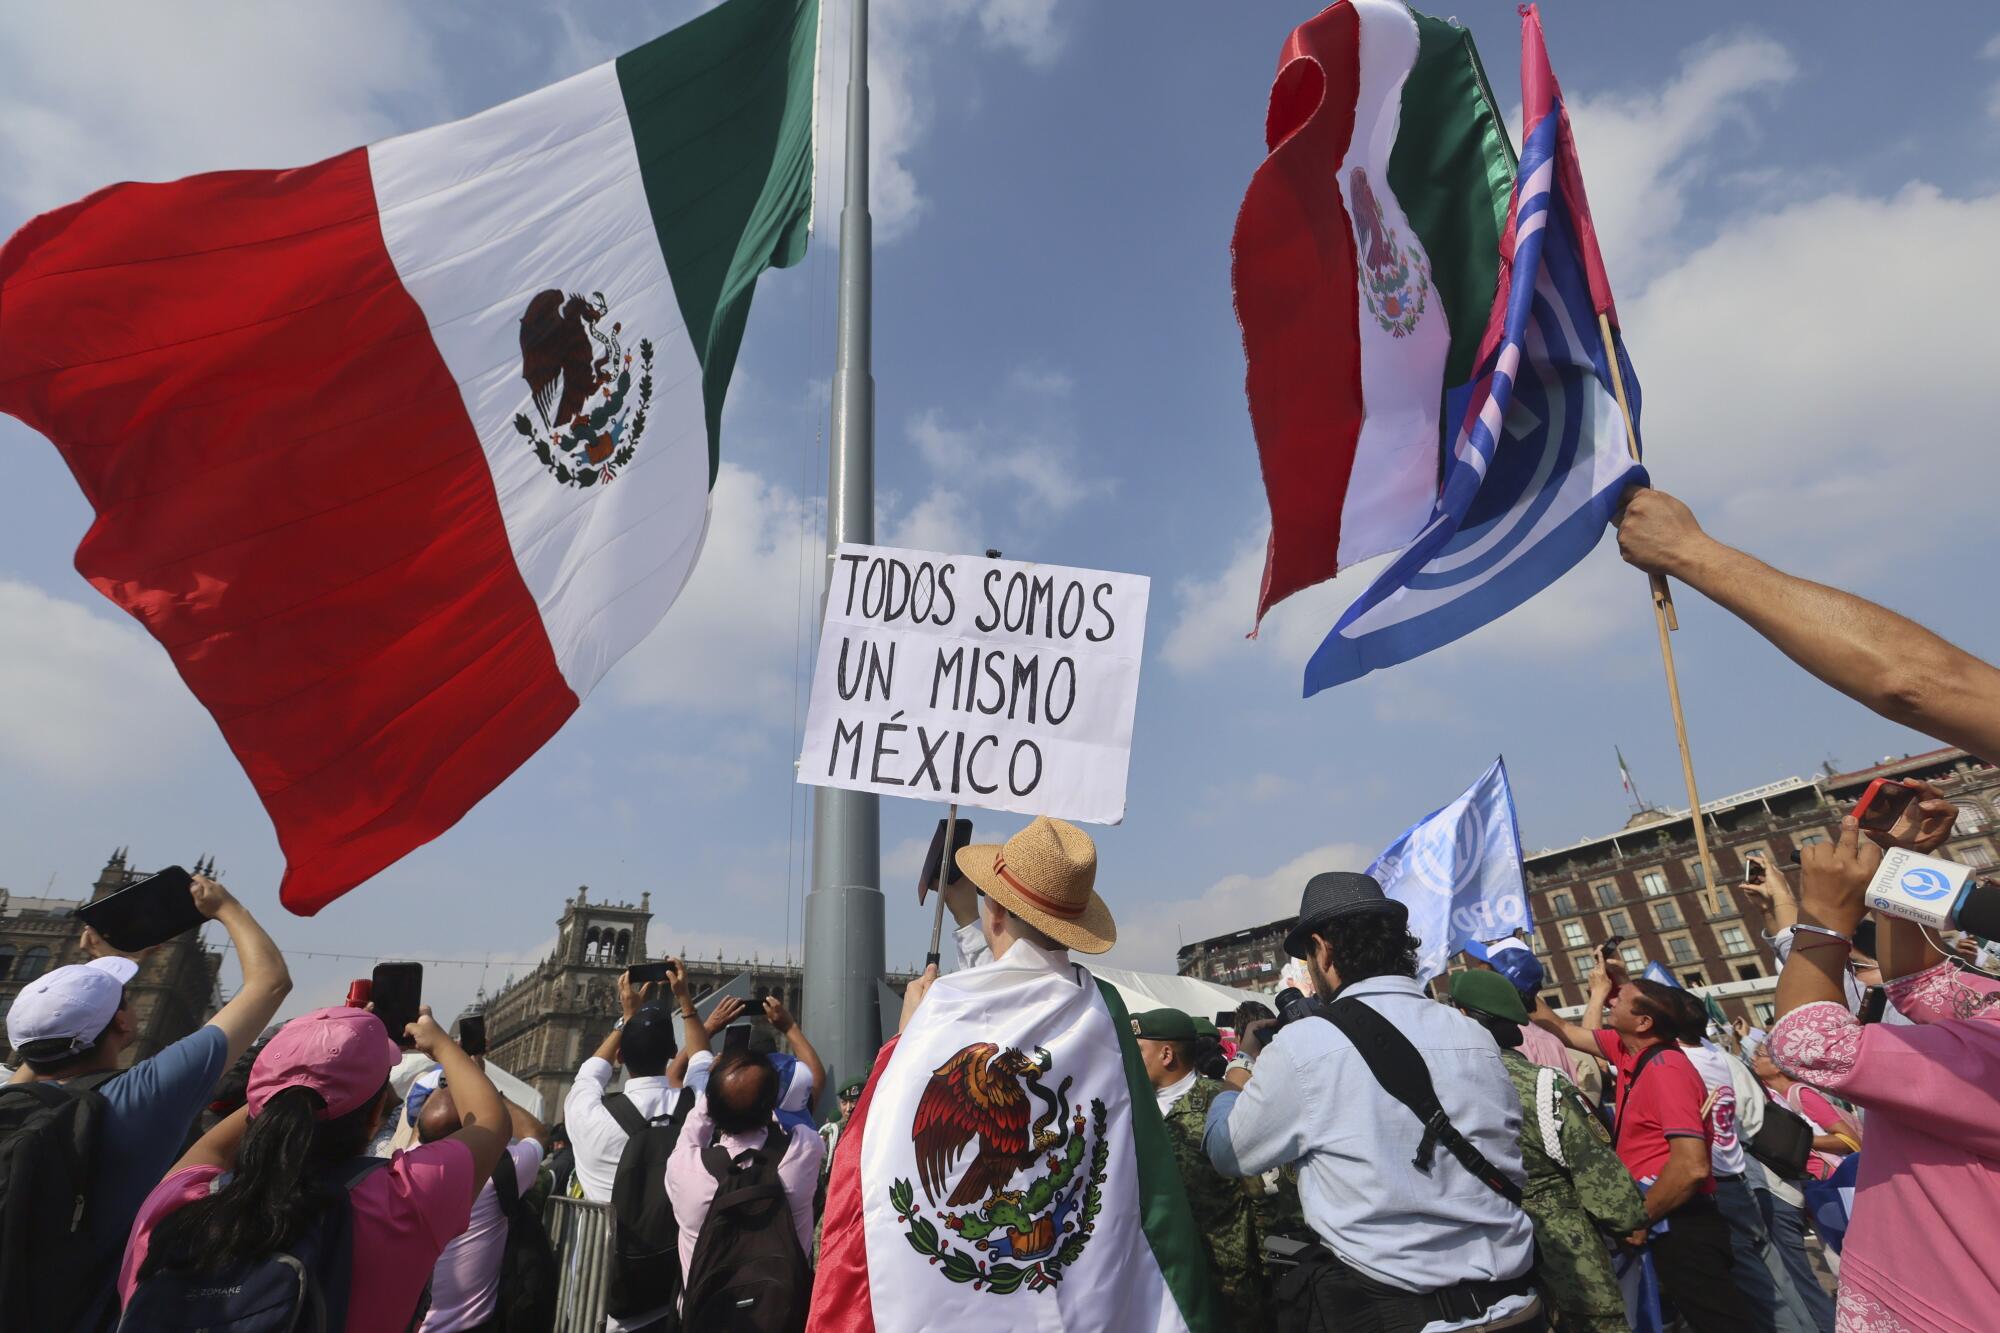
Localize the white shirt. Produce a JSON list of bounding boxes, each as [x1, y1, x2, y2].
[[562, 1057, 681, 1333], [1156, 1068, 1197, 1118], [1204, 976, 1536, 1331], [1681, 1044, 1748, 1176]]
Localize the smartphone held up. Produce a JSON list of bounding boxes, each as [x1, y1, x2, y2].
[[371, 962, 423, 1048], [73, 865, 205, 953]]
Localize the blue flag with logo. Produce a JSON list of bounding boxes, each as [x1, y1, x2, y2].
[[1368, 758, 1530, 981]]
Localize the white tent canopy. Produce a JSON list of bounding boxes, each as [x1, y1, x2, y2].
[[1092, 966, 1275, 1024]]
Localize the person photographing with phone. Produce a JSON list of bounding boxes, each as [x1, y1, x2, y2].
[[1529, 944, 1736, 1331], [0, 870, 291, 1332], [1766, 798, 2000, 1332], [119, 1002, 509, 1332]]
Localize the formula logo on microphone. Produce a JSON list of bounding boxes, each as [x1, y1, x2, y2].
[[1898, 866, 1954, 902]]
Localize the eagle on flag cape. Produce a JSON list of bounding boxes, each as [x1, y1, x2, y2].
[[809, 955, 1224, 1331], [0, 0, 819, 913]]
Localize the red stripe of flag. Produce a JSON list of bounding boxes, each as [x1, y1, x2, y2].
[[0, 150, 576, 914], [805, 1036, 900, 1333], [1232, 1, 1364, 627]]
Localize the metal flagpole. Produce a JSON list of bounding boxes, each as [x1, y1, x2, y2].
[[1600, 312, 1720, 915], [803, 0, 884, 1111]]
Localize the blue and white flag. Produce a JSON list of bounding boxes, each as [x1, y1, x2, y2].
[[1642, 961, 1680, 989], [1303, 40, 1646, 695], [1368, 757, 1530, 981]]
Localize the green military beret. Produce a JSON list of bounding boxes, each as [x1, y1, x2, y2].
[[1129, 1008, 1197, 1042], [838, 1074, 867, 1096], [1449, 969, 1529, 1025], [1191, 1017, 1219, 1039]]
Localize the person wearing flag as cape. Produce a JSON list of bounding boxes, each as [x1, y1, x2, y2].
[[807, 816, 1223, 1332]]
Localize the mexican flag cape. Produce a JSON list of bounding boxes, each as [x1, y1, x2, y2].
[[1235, 0, 1514, 625], [810, 951, 1223, 1332], [0, 0, 817, 913]]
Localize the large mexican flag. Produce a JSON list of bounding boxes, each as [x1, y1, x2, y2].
[[1235, 0, 1514, 625], [0, 0, 817, 913], [810, 958, 1222, 1332]]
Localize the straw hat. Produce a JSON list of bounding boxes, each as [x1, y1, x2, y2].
[[955, 816, 1116, 954]]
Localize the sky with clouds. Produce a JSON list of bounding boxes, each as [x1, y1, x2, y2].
[[4, 1, 1999, 1028]]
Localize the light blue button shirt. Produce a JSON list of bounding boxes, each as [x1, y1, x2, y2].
[[1204, 976, 1535, 1313]]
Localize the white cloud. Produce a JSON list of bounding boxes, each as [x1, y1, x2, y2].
[[0, 581, 207, 784], [1566, 36, 1796, 289], [1160, 535, 1377, 676], [0, 4, 439, 216], [815, 0, 1071, 242], [885, 487, 976, 554], [607, 463, 819, 720], [1102, 840, 1372, 974], [907, 408, 1109, 519]]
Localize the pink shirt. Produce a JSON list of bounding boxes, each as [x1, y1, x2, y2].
[[1770, 961, 2000, 1333], [663, 1090, 826, 1278], [120, 1140, 476, 1333], [421, 1140, 544, 1332]]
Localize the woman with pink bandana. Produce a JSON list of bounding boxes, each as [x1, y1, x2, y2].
[[1769, 784, 2000, 1333]]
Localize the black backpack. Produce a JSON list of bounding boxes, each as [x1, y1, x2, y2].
[[116, 1158, 393, 1333], [0, 1070, 121, 1331], [488, 1150, 559, 1332], [604, 1086, 696, 1322], [681, 1123, 811, 1333]]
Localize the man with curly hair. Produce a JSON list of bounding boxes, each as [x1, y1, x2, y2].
[[1203, 872, 1540, 1332]]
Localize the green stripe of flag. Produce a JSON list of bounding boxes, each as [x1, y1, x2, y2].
[[1096, 978, 1226, 1332], [1390, 10, 1516, 391], [616, 0, 819, 486]]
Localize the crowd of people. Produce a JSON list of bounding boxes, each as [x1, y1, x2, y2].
[[0, 488, 1995, 1333]]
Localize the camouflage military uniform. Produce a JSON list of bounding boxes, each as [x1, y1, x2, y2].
[[1501, 1048, 1645, 1332], [1164, 1076, 1269, 1333]]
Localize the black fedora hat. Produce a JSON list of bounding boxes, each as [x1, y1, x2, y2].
[[1283, 871, 1407, 959]]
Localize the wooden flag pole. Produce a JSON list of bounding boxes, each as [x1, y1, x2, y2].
[[1599, 312, 1717, 915], [925, 803, 959, 969]]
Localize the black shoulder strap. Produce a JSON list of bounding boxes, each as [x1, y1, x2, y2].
[[1316, 999, 1523, 1207], [602, 1091, 647, 1138], [491, 1150, 521, 1216], [1612, 1042, 1670, 1146]]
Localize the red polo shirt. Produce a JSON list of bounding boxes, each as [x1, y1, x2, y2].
[[1593, 1028, 1714, 1192]]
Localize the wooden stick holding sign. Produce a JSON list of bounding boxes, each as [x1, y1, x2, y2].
[[926, 805, 959, 969]]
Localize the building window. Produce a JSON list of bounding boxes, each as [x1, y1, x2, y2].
[[1640, 870, 1669, 897], [1542, 993, 1563, 1013], [1603, 909, 1633, 937], [1797, 831, 1829, 848], [1719, 925, 1750, 953], [1707, 887, 1741, 919], [16, 947, 51, 983], [1736, 962, 1764, 981], [1562, 921, 1588, 948], [0, 944, 13, 981], [1593, 881, 1621, 907], [1955, 843, 1996, 869], [1573, 952, 1598, 978], [1954, 806, 1984, 836], [1753, 1001, 1777, 1026], [1665, 935, 1697, 964], [1687, 860, 1708, 890], [1653, 900, 1685, 930], [1621, 944, 1646, 974], [1681, 970, 1707, 988], [1551, 889, 1576, 916]]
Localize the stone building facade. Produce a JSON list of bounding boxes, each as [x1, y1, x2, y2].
[[1, 849, 222, 1066], [479, 885, 919, 1116], [1176, 747, 2000, 1030]]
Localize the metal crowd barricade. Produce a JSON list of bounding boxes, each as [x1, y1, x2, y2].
[[545, 1195, 614, 1332]]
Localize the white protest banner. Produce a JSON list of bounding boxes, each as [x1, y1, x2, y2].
[[798, 544, 1150, 824]]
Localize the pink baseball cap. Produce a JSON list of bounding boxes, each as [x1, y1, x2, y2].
[[246, 1006, 401, 1120]]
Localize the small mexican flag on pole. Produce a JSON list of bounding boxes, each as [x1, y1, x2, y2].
[[1235, 0, 1513, 626], [0, 0, 818, 914]]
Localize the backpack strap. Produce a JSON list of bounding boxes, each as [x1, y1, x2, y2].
[[1316, 999, 1523, 1207], [1535, 1066, 1568, 1170], [1611, 1043, 1670, 1148], [603, 1092, 648, 1139], [491, 1150, 521, 1217]]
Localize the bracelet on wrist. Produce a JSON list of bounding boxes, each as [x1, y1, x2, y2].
[[1792, 922, 1854, 949]]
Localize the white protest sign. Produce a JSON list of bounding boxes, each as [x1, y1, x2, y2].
[[798, 544, 1150, 824]]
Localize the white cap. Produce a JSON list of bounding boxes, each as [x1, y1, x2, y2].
[[5, 956, 138, 1055]]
